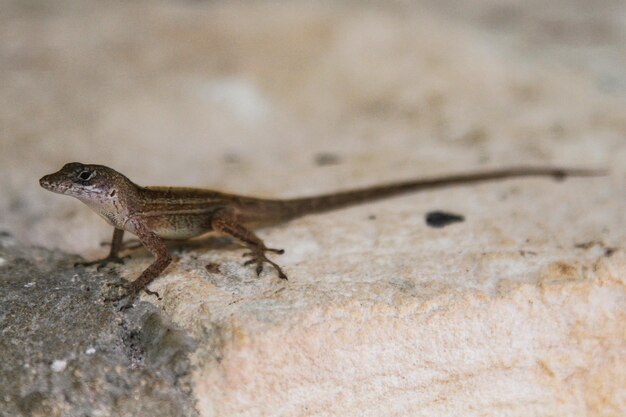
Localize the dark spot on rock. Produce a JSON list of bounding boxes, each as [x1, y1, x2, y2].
[[425, 211, 465, 228], [575, 240, 616, 257], [368, 214, 376, 220], [575, 241, 598, 250], [314, 152, 342, 166], [205, 263, 221, 274]]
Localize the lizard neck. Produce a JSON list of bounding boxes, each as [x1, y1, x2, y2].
[[76, 178, 141, 229]]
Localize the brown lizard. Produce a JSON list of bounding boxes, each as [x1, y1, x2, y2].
[[39, 162, 604, 304]]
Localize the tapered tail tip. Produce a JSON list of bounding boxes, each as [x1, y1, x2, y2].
[[560, 168, 609, 177]]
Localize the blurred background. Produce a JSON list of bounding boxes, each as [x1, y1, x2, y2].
[[1, 0, 625, 253]]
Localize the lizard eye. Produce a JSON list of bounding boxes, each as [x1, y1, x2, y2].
[[78, 170, 94, 181]]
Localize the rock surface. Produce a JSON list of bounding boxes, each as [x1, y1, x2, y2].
[[0, 235, 197, 417], [1, 1, 625, 416]]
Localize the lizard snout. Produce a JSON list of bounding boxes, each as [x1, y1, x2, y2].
[[39, 172, 68, 194], [39, 175, 53, 190]]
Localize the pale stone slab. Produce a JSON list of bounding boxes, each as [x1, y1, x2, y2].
[[1, 1, 625, 416]]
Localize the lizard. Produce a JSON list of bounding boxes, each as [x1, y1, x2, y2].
[[39, 162, 604, 304]]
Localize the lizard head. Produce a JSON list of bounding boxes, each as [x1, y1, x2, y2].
[[40, 163, 136, 224], [40, 162, 122, 197]]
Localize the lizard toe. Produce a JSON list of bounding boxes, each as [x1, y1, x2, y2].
[[267, 248, 285, 255], [143, 287, 162, 300]]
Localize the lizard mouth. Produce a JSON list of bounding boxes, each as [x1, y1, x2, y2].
[[39, 174, 70, 194]]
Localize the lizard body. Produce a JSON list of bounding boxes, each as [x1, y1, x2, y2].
[[39, 162, 603, 304]]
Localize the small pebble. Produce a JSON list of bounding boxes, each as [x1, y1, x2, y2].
[[51, 359, 67, 372]]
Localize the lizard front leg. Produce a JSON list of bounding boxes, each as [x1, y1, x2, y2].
[[76, 228, 128, 269], [212, 210, 288, 280], [104, 222, 172, 305]]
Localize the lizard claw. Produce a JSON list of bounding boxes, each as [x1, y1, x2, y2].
[[143, 287, 162, 300], [242, 248, 285, 257], [242, 249, 288, 280]]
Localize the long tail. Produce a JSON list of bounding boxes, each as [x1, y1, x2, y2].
[[267, 167, 605, 220]]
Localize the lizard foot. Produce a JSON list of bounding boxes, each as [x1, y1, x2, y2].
[[75, 255, 130, 271], [242, 248, 288, 280], [102, 280, 161, 308]]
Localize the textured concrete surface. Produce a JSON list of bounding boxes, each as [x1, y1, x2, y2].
[[0, 234, 197, 417], [1, 0, 625, 416]]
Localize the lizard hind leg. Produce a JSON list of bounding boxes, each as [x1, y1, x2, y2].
[[212, 211, 288, 280]]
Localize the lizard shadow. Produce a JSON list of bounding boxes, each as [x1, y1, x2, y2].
[[116, 234, 241, 258]]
